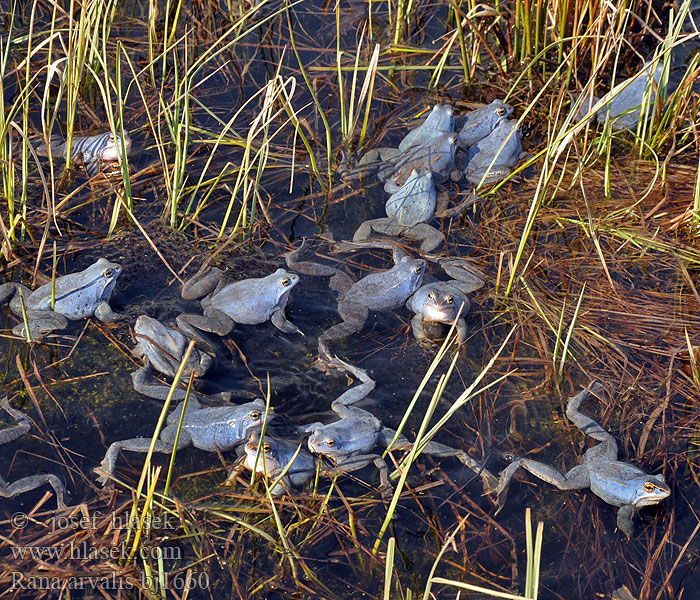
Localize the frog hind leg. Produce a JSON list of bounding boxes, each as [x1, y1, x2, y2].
[[495, 458, 590, 512], [0, 282, 21, 305], [435, 191, 479, 218], [317, 301, 368, 360], [5, 283, 32, 313], [386, 428, 498, 494], [565, 382, 618, 462], [0, 473, 67, 509], [0, 398, 31, 443], [94, 429, 192, 488], [353, 218, 394, 243], [616, 505, 635, 539], [334, 453, 392, 498], [403, 223, 444, 253], [12, 311, 68, 338], [131, 363, 189, 402], [180, 267, 225, 300], [0, 406, 68, 504], [421, 439, 499, 494], [285, 239, 344, 278], [176, 311, 233, 348]]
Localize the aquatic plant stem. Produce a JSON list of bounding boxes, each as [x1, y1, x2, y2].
[[286, 6, 333, 187]]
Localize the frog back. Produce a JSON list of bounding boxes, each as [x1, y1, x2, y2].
[[209, 269, 296, 324], [184, 407, 260, 451], [310, 417, 383, 458], [344, 258, 424, 311]]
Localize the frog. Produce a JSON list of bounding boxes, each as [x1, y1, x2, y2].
[[406, 279, 475, 344], [464, 119, 522, 186], [495, 382, 671, 539], [95, 397, 273, 487], [302, 357, 498, 495], [0, 257, 122, 338], [36, 130, 133, 176], [332, 238, 487, 290], [0, 398, 67, 508], [456, 99, 514, 148], [324, 256, 424, 360], [285, 239, 424, 359], [226, 432, 319, 495], [176, 266, 301, 348], [352, 169, 445, 253], [398, 104, 455, 152], [134, 315, 213, 380], [576, 61, 662, 131]]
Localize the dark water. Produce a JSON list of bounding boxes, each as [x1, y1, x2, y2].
[[1, 1, 699, 599]]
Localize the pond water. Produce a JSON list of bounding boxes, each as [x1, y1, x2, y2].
[[1, 1, 699, 599]]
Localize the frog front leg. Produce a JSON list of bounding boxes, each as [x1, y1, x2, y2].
[[0, 473, 67, 509], [495, 458, 590, 510], [616, 505, 636, 539], [224, 455, 248, 487], [410, 311, 467, 345], [270, 298, 302, 335], [94, 301, 122, 323]]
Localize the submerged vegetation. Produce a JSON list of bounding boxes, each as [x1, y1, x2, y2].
[[0, 0, 699, 598]]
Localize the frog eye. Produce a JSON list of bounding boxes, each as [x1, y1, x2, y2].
[[249, 411, 261, 420], [108, 133, 116, 142], [428, 291, 437, 301], [263, 443, 271, 452], [414, 265, 423, 274], [281, 278, 291, 287], [325, 439, 335, 447], [446, 296, 454, 304], [643, 482, 657, 493], [103, 268, 114, 279], [497, 107, 507, 116]]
